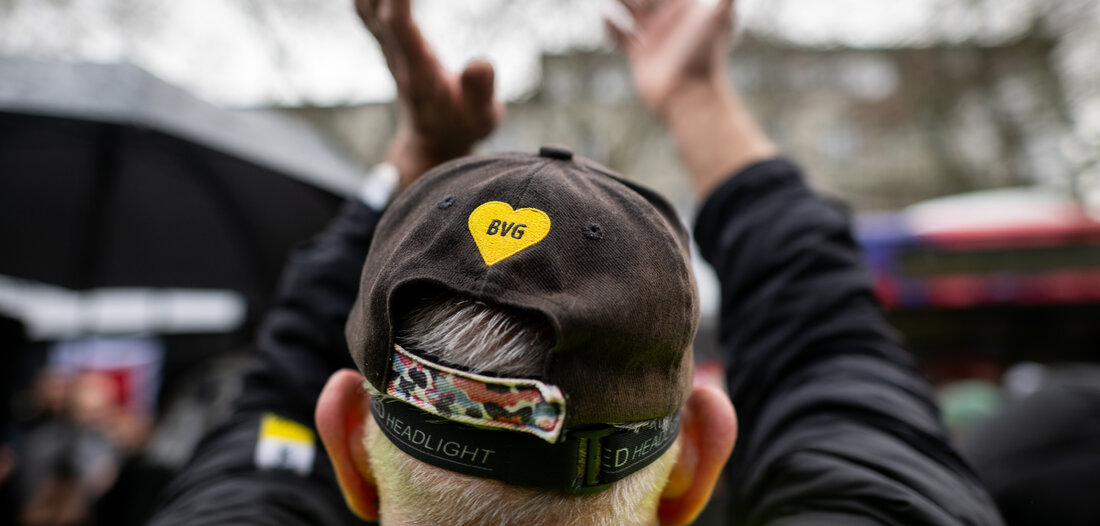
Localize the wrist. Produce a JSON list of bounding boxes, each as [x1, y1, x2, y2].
[[385, 128, 473, 191], [660, 78, 729, 127], [662, 79, 777, 199], [359, 162, 400, 211]]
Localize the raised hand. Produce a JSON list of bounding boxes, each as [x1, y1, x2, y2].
[[605, 0, 775, 198], [356, 0, 505, 189], [605, 0, 735, 119]]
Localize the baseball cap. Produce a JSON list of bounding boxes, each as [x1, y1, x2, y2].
[[345, 146, 699, 493]]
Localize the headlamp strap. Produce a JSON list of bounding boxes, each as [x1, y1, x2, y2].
[[371, 396, 680, 494]]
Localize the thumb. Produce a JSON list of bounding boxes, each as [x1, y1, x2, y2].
[[460, 59, 496, 107], [604, 16, 636, 53]]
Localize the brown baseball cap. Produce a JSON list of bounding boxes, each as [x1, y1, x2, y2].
[[345, 146, 698, 490]]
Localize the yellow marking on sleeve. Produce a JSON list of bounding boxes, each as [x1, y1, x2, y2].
[[259, 413, 315, 444]]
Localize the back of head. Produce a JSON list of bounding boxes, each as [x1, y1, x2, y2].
[[344, 147, 700, 524], [963, 367, 1100, 526], [365, 294, 679, 525]]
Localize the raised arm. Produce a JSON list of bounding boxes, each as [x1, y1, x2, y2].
[[357, 0, 503, 188], [150, 2, 502, 524], [605, 0, 775, 197], [609, 1, 1003, 524]]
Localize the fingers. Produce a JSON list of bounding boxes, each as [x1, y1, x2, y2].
[[460, 59, 495, 107], [355, 0, 384, 39], [619, 0, 646, 21], [353, 0, 373, 25], [379, 0, 444, 89], [604, 16, 636, 53], [619, 0, 692, 23], [387, 0, 412, 23], [704, 0, 737, 41], [460, 60, 504, 136], [380, 0, 426, 61], [715, 0, 736, 26], [356, 0, 406, 86], [648, 0, 694, 36], [357, 0, 444, 98]]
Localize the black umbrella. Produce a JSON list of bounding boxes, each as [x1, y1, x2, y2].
[[0, 58, 363, 313]]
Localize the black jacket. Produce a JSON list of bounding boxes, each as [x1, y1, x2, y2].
[[150, 159, 1003, 525], [695, 159, 1001, 525], [150, 200, 373, 525]]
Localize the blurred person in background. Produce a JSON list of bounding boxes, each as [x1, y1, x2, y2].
[[2, 333, 160, 526], [19, 369, 120, 526], [149, 0, 1002, 524], [1, 314, 27, 525], [15, 360, 154, 526], [961, 363, 1100, 526]]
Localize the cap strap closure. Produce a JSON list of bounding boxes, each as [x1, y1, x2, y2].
[[386, 344, 566, 443]]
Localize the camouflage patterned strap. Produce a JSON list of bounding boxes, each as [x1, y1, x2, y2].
[[386, 344, 567, 443]]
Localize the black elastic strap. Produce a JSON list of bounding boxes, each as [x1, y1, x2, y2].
[[371, 397, 680, 494]]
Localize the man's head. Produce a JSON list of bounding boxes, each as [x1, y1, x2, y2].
[[317, 148, 737, 525]]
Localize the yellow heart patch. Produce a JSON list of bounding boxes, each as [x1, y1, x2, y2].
[[467, 201, 551, 266]]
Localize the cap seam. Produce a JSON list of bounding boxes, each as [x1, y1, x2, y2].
[[578, 160, 696, 339], [582, 161, 697, 391], [474, 158, 553, 296]]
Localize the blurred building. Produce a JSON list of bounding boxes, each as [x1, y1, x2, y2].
[[285, 32, 1083, 214]]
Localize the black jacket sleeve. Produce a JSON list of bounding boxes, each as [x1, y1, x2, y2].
[[694, 159, 1003, 526], [149, 200, 380, 526]]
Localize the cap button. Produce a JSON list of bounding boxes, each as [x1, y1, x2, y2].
[[538, 145, 574, 161]]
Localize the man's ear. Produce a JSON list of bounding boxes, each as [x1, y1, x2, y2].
[[316, 369, 379, 521], [658, 384, 738, 526]]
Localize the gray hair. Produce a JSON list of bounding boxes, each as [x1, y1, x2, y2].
[[364, 295, 680, 526]]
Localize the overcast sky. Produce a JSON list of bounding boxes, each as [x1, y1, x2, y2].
[[0, 0, 1055, 107]]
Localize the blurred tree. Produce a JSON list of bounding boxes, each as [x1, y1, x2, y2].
[[0, 0, 1094, 208]]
